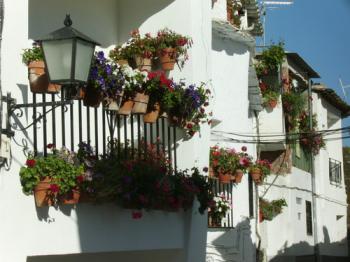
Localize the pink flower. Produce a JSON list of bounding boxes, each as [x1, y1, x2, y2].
[[239, 157, 250, 167], [203, 167, 209, 173], [132, 211, 143, 219], [241, 146, 247, 152]]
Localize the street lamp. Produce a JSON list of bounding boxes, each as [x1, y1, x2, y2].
[[36, 14, 99, 86]]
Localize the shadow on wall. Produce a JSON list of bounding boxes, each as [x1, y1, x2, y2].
[[207, 218, 256, 262], [212, 32, 248, 56], [28, 0, 175, 48], [26, 249, 185, 262], [268, 226, 348, 262]]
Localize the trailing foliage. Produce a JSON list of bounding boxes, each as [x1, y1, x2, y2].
[[260, 198, 287, 221], [22, 42, 44, 65]]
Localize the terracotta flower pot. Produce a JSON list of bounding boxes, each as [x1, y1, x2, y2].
[[218, 172, 232, 184], [250, 168, 261, 182], [143, 102, 160, 123], [103, 95, 123, 111], [60, 189, 80, 205], [160, 48, 176, 71], [132, 92, 149, 114], [28, 61, 61, 94], [268, 99, 278, 109], [117, 59, 129, 67], [34, 177, 55, 207], [235, 169, 244, 183], [135, 56, 152, 71], [259, 209, 264, 223], [73, 87, 85, 100], [83, 85, 102, 108], [118, 99, 134, 115], [209, 167, 215, 178]]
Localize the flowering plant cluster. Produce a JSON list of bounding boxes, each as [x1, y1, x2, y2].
[[21, 42, 44, 65], [260, 198, 287, 221], [109, 29, 156, 62], [282, 91, 306, 130], [109, 28, 192, 69], [162, 82, 211, 137], [298, 111, 325, 155], [208, 193, 231, 226], [89, 51, 126, 99], [210, 146, 253, 175], [249, 159, 272, 180], [156, 28, 192, 67], [227, 0, 245, 27], [255, 44, 285, 109], [77, 141, 213, 217], [19, 145, 84, 203]]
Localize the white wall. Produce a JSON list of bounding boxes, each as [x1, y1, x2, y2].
[[206, 32, 257, 262], [0, 0, 212, 262], [261, 91, 348, 260]]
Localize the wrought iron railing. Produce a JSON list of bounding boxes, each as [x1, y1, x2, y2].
[[1, 90, 177, 169], [208, 178, 234, 228], [329, 158, 342, 186]]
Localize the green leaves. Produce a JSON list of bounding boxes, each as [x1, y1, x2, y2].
[[22, 44, 44, 65]]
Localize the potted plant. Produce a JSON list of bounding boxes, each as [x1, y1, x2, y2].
[[259, 198, 287, 222], [209, 146, 237, 183], [143, 71, 174, 123], [22, 42, 61, 93], [109, 40, 135, 66], [162, 82, 210, 137], [208, 193, 231, 227], [282, 91, 306, 130], [249, 159, 272, 184], [19, 145, 84, 207], [233, 146, 252, 183], [263, 90, 279, 109], [130, 29, 156, 71], [155, 28, 192, 71], [87, 51, 126, 110]]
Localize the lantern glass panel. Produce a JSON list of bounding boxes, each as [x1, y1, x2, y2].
[[42, 39, 73, 82], [75, 39, 95, 82]]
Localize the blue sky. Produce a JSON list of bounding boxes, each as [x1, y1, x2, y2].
[[262, 0, 350, 146]]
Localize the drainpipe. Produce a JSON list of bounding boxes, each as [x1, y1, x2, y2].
[[0, 0, 4, 145], [254, 110, 262, 262], [307, 77, 320, 261]]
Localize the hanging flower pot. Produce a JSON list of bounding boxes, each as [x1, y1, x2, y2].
[[118, 98, 134, 115], [250, 168, 261, 182], [135, 56, 152, 71], [116, 59, 129, 67], [160, 48, 176, 71], [59, 189, 80, 205], [28, 61, 61, 93], [83, 85, 102, 108], [73, 87, 85, 100], [132, 92, 149, 114], [234, 169, 244, 183], [218, 171, 232, 184], [268, 99, 278, 109], [34, 177, 55, 207], [103, 94, 124, 111], [143, 102, 160, 123]]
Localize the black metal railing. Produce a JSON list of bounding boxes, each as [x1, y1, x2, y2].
[[329, 158, 342, 186], [208, 178, 234, 228], [2, 91, 177, 170]]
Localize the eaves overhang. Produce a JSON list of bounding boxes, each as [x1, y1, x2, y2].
[[212, 19, 256, 50], [313, 84, 350, 118]]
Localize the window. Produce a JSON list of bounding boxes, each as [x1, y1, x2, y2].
[[329, 158, 342, 185], [305, 201, 313, 236]]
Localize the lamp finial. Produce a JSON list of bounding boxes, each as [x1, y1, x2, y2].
[[64, 14, 72, 27]]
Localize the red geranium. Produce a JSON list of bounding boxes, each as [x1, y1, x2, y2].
[[49, 184, 60, 193], [132, 211, 143, 219], [26, 159, 36, 168]]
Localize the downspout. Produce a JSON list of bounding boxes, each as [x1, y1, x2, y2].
[[307, 77, 320, 261], [254, 110, 262, 262], [0, 0, 3, 144]]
